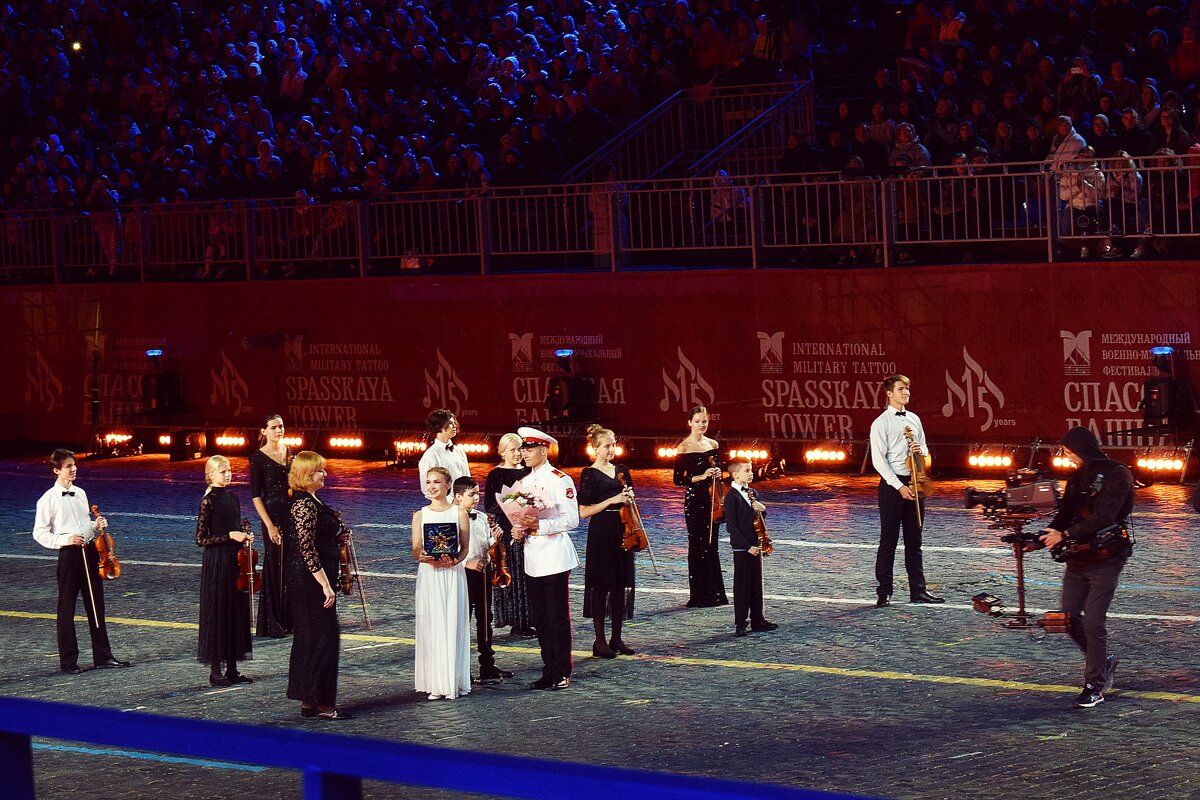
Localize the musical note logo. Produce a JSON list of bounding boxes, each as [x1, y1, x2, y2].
[[660, 347, 715, 412], [25, 349, 63, 413], [942, 347, 1005, 431], [422, 348, 470, 414], [210, 350, 251, 416]]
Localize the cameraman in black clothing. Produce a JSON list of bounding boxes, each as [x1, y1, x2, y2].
[[1039, 427, 1134, 709]]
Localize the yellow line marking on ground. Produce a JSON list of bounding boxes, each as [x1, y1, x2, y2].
[[5, 610, 1197, 704]]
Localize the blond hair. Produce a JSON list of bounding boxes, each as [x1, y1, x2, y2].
[[288, 450, 327, 492], [497, 432, 522, 455], [203, 455, 230, 496], [586, 423, 615, 447]]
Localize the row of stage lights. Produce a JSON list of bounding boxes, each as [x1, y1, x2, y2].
[[97, 430, 1192, 478]]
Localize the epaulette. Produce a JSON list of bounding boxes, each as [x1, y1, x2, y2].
[[551, 467, 567, 478]]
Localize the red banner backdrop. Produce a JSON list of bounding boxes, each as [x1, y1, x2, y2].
[[5, 263, 1196, 448]]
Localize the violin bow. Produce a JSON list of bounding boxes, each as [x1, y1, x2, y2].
[[82, 507, 102, 627]]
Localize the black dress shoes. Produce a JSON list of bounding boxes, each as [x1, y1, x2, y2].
[[209, 675, 232, 687], [609, 640, 637, 655], [530, 676, 556, 690], [875, 596, 891, 608], [550, 677, 570, 690], [910, 591, 945, 604], [734, 626, 748, 637], [592, 641, 617, 659], [62, 665, 86, 674], [751, 621, 779, 632], [96, 658, 132, 668], [227, 674, 254, 684]]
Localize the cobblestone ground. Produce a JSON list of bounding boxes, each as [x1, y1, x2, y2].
[[1, 454, 1198, 800]]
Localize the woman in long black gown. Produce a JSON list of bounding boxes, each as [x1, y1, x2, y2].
[[250, 413, 292, 637], [196, 455, 254, 686], [578, 424, 637, 658], [285, 451, 350, 720], [673, 405, 729, 608], [483, 432, 534, 636]]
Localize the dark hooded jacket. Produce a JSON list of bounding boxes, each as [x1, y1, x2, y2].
[[1048, 426, 1134, 544]]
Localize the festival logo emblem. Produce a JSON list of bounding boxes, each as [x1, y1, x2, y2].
[[210, 350, 251, 416], [757, 331, 784, 373], [25, 349, 63, 413], [660, 347, 715, 412], [509, 332, 533, 372], [1060, 330, 1092, 376], [423, 348, 470, 414], [941, 347, 1006, 431], [284, 335, 305, 371]]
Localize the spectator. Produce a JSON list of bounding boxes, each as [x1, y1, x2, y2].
[[1116, 108, 1153, 156], [1087, 114, 1121, 159], [1101, 60, 1139, 111]]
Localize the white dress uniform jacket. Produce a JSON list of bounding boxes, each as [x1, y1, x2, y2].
[[521, 461, 580, 577]]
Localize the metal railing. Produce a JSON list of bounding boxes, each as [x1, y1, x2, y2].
[[5, 157, 1200, 280], [0, 696, 872, 800], [688, 83, 816, 177], [565, 82, 814, 184]]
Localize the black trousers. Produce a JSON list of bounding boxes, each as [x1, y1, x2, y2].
[[527, 570, 572, 681], [465, 567, 496, 671], [56, 543, 114, 669], [875, 478, 927, 599], [732, 551, 765, 628], [1061, 557, 1126, 687]]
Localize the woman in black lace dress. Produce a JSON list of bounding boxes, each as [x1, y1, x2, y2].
[[578, 425, 637, 658], [483, 432, 534, 636], [250, 414, 292, 637], [196, 455, 254, 686], [673, 405, 729, 608], [285, 451, 350, 720]]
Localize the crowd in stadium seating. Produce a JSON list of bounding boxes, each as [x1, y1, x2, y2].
[[772, 0, 1200, 262], [0, 0, 810, 212]]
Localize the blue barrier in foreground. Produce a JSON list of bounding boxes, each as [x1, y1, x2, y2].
[[0, 696, 880, 800]]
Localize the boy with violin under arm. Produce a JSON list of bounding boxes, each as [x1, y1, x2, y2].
[[453, 476, 514, 685], [32, 449, 132, 674], [725, 457, 777, 637]]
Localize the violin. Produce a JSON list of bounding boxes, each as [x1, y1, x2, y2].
[[89, 504, 122, 580], [236, 517, 261, 593], [617, 471, 649, 553], [747, 487, 773, 556], [486, 514, 512, 589], [334, 511, 372, 630], [618, 470, 661, 575], [903, 425, 934, 528], [707, 454, 726, 524], [902, 425, 935, 498]]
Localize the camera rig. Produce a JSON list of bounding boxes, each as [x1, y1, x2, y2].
[[964, 471, 1062, 628]]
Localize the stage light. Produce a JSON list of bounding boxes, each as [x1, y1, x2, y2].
[[729, 448, 770, 460], [804, 448, 848, 463], [145, 349, 163, 358], [328, 436, 363, 449], [281, 435, 304, 448], [656, 446, 679, 459], [1135, 455, 1185, 471], [586, 443, 625, 458], [1051, 454, 1078, 470], [393, 439, 428, 455], [72, 41, 82, 52], [104, 433, 133, 446], [968, 447, 1014, 469], [157, 434, 172, 447], [215, 434, 247, 448]]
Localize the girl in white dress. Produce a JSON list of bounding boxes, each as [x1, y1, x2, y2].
[[411, 466, 471, 700]]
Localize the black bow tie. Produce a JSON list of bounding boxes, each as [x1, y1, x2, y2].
[[468, 511, 477, 520], [445, 443, 455, 451], [895, 411, 906, 417], [62, 490, 75, 497]]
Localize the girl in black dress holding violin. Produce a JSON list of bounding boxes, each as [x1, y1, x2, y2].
[[578, 424, 637, 658], [196, 456, 254, 686], [673, 406, 729, 608], [250, 414, 292, 638]]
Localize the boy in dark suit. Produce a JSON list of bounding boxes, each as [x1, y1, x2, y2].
[[724, 457, 778, 637]]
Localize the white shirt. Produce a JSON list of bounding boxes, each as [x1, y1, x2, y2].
[[465, 511, 492, 563], [870, 406, 929, 491], [417, 439, 471, 498], [521, 461, 580, 577], [33, 483, 99, 549]]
